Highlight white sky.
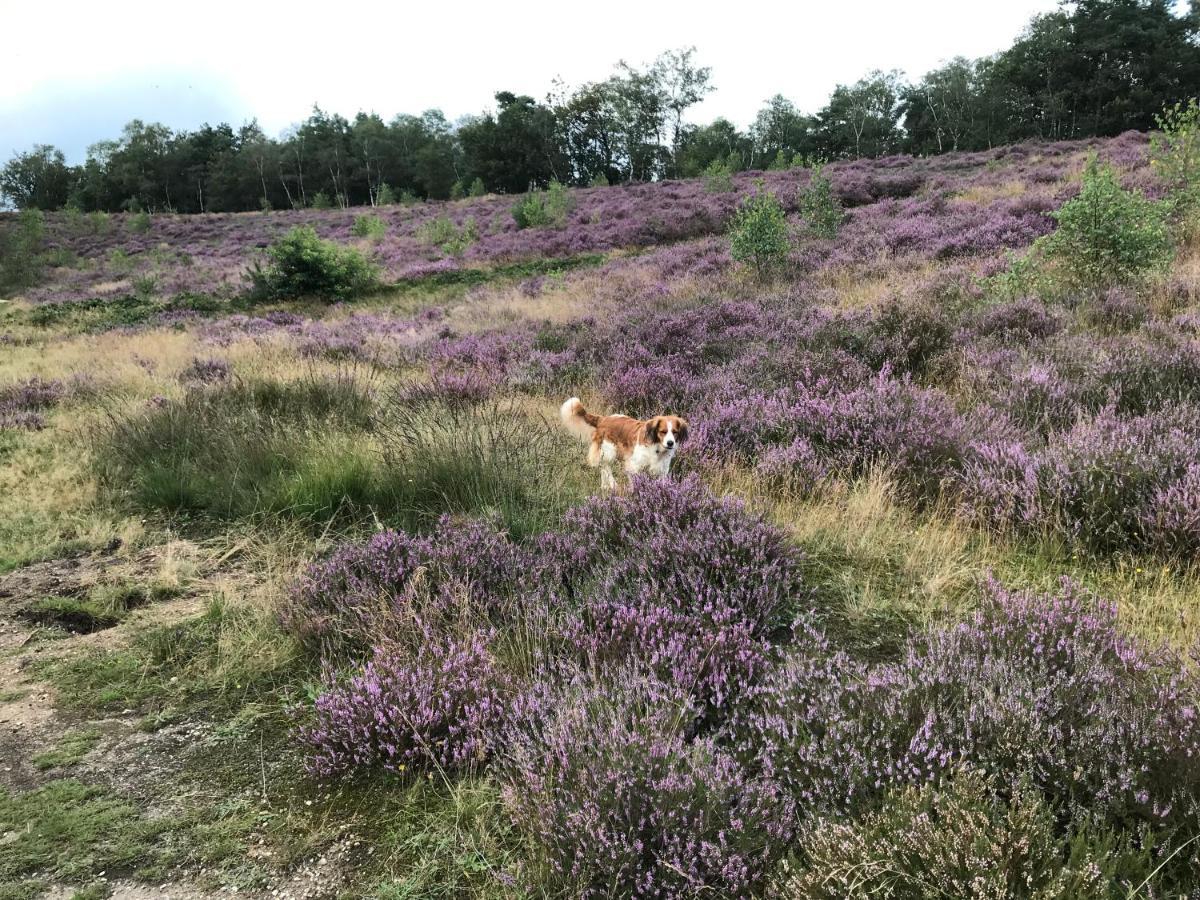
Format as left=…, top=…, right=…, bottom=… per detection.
left=1, top=0, right=1062, bottom=163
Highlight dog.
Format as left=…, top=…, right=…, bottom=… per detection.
left=560, top=397, right=688, bottom=490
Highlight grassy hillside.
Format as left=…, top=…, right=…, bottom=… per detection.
left=1, top=128, right=1199, bottom=898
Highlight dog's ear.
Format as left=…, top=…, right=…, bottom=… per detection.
left=674, top=418, right=688, bottom=442
left=644, top=417, right=661, bottom=444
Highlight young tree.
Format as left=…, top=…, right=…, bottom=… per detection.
left=730, top=184, right=790, bottom=280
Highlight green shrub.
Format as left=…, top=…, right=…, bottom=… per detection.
left=788, top=772, right=1160, bottom=899
left=351, top=213, right=387, bottom=240
left=416, top=216, right=477, bottom=257
left=128, top=211, right=151, bottom=233
left=1151, top=98, right=1200, bottom=238
left=247, top=226, right=378, bottom=301
left=729, top=183, right=790, bottom=280
left=450, top=180, right=466, bottom=200
left=588, top=172, right=610, bottom=188
left=703, top=159, right=734, bottom=194
left=309, top=191, right=332, bottom=209
left=468, top=177, right=487, bottom=197
left=798, top=165, right=844, bottom=238
left=1039, top=156, right=1172, bottom=290
left=376, top=183, right=397, bottom=205
left=512, top=180, right=574, bottom=229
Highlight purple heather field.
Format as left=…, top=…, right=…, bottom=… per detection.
left=8, top=127, right=1200, bottom=896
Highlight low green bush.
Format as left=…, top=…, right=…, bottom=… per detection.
left=1039, top=156, right=1172, bottom=290
left=798, top=165, right=844, bottom=238
left=351, top=213, right=387, bottom=240
left=247, top=226, right=378, bottom=302
left=512, top=180, right=574, bottom=229
left=729, top=183, right=790, bottom=281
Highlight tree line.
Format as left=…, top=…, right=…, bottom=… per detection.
left=4, top=0, right=1198, bottom=214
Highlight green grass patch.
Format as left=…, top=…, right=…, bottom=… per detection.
left=395, top=252, right=606, bottom=291
left=69, top=883, right=113, bottom=900
left=0, top=881, right=46, bottom=900
left=0, top=780, right=172, bottom=883
left=32, top=728, right=104, bottom=770
left=39, top=594, right=303, bottom=717
left=23, top=292, right=249, bottom=333
left=375, top=394, right=591, bottom=540
left=96, top=372, right=589, bottom=540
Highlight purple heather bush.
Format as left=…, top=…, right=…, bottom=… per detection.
left=1044, top=403, right=1200, bottom=555
left=0, top=376, right=66, bottom=430
left=284, top=515, right=532, bottom=655
left=539, top=475, right=807, bottom=711
left=178, top=356, right=232, bottom=385
left=690, top=372, right=968, bottom=500
left=300, top=626, right=508, bottom=777
left=501, top=669, right=795, bottom=899
left=733, top=578, right=1200, bottom=825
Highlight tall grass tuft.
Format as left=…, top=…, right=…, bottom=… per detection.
left=94, top=371, right=379, bottom=524
left=375, top=389, right=587, bottom=539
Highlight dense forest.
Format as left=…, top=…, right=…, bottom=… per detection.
left=4, top=0, right=1199, bottom=214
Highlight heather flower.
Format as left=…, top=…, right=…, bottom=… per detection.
left=0, top=376, right=65, bottom=430
left=178, top=357, right=232, bottom=385
left=300, top=627, right=508, bottom=777
left=284, top=516, right=532, bottom=654
left=540, top=475, right=808, bottom=712
left=736, top=578, right=1200, bottom=825
left=501, top=669, right=795, bottom=899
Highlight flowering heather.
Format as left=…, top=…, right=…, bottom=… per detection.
left=690, top=372, right=968, bottom=500
left=1044, top=403, right=1200, bottom=555
left=177, top=356, right=232, bottom=385
left=284, top=516, right=532, bottom=655
left=0, top=376, right=65, bottom=430
left=736, top=578, right=1200, bottom=824
left=300, top=627, right=507, bottom=777
left=541, top=475, right=807, bottom=711
left=501, top=670, right=795, bottom=898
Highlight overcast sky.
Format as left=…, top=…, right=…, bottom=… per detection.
left=2, top=0, right=1062, bottom=164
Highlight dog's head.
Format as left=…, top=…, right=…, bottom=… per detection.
left=644, top=415, right=689, bottom=451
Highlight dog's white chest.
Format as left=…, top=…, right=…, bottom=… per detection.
left=627, top=442, right=675, bottom=477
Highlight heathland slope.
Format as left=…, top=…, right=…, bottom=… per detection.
left=1, top=127, right=1199, bottom=898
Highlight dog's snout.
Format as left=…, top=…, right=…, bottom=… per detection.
left=665, top=438, right=675, bottom=448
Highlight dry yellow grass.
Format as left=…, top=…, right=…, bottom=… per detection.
left=714, top=469, right=1200, bottom=650
left=952, top=180, right=1027, bottom=204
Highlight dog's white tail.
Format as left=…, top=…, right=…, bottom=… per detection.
left=560, top=397, right=598, bottom=442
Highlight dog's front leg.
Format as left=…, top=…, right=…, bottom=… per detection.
left=600, top=466, right=617, bottom=492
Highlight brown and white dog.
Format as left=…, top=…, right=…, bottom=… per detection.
left=560, top=397, right=688, bottom=490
